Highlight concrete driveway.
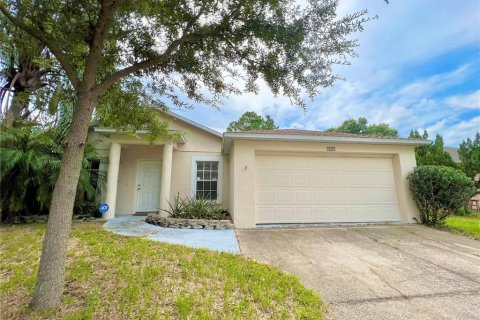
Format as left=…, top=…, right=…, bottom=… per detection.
left=237, top=225, right=480, bottom=320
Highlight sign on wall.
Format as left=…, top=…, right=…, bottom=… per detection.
left=98, top=203, right=109, bottom=214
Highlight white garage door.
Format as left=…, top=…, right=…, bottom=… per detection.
left=255, top=154, right=400, bottom=224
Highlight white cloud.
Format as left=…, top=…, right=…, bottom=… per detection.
left=445, top=90, right=480, bottom=109
left=173, top=0, right=479, bottom=147
left=431, top=117, right=480, bottom=145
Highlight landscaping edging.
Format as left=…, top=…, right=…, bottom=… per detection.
left=145, top=214, right=234, bottom=230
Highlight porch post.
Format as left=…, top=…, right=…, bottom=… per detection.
left=159, top=142, right=173, bottom=217
left=104, top=141, right=121, bottom=220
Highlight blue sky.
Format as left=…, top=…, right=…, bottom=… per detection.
left=171, top=0, right=480, bottom=146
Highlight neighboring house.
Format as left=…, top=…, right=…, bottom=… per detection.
left=444, top=147, right=461, bottom=163
left=88, top=112, right=430, bottom=228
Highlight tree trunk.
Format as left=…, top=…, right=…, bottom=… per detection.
left=30, top=93, right=95, bottom=310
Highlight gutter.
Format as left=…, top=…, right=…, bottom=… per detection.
left=222, top=132, right=431, bottom=153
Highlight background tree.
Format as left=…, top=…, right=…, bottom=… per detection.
left=0, top=14, right=64, bottom=127
left=409, top=130, right=456, bottom=167
left=458, top=132, right=480, bottom=189
left=327, top=117, right=398, bottom=136
left=227, top=111, right=277, bottom=132
left=1, top=0, right=372, bottom=310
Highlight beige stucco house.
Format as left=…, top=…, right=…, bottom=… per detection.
left=88, top=111, right=430, bottom=228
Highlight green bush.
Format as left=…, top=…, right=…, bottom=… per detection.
left=408, top=166, right=476, bottom=225
left=0, top=125, right=105, bottom=222
left=163, top=194, right=227, bottom=220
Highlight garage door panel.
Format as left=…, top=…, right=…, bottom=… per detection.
left=274, top=172, right=292, bottom=185
left=275, top=207, right=294, bottom=221
left=328, top=174, right=345, bottom=186
left=329, top=190, right=347, bottom=202
left=277, top=189, right=293, bottom=203
left=295, top=207, right=313, bottom=220
left=257, top=207, right=275, bottom=223
left=295, top=189, right=311, bottom=202
left=344, top=172, right=363, bottom=185
left=256, top=172, right=275, bottom=186
left=294, top=172, right=310, bottom=186
left=311, top=173, right=329, bottom=186
left=363, top=189, right=397, bottom=203
left=256, top=155, right=274, bottom=169
left=347, top=190, right=363, bottom=202
left=312, top=189, right=329, bottom=201
left=255, top=154, right=400, bottom=224
left=312, top=207, right=332, bottom=221
left=331, top=207, right=349, bottom=221
left=363, top=172, right=395, bottom=187
left=257, top=189, right=275, bottom=203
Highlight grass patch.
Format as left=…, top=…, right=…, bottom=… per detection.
left=443, top=211, right=480, bottom=239
left=0, top=222, right=324, bottom=319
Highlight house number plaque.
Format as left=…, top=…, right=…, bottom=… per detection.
left=326, top=146, right=336, bottom=152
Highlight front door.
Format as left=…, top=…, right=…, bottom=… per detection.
left=136, top=160, right=161, bottom=212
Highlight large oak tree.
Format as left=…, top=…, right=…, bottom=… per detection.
left=1, top=0, right=371, bottom=310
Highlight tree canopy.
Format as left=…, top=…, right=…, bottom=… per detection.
left=227, top=111, right=277, bottom=132
left=408, top=130, right=456, bottom=168
left=458, top=132, right=480, bottom=187
left=1, top=0, right=373, bottom=310
left=327, top=117, right=398, bottom=136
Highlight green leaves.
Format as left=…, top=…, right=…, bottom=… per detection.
left=328, top=117, right=398, bottom=137
left=226, top=111, right=278, bottom=132
left=94, top=78, right=180, bottom=143
left=4, top=0, right=372, bottom=112
left=408, top=165, right=476, bottom=225
left=410, top=131, right=457, bottom=168
left=458, top=132, right=480, bottom=185
left=0, top=125, right=104, bottom=221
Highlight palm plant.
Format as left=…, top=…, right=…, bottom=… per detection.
left=0, top=122, right=105, bottom=222
left=1, top=16, right=54, bottom=127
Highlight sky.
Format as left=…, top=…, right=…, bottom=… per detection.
left=170, top=0, right=480, bottom=147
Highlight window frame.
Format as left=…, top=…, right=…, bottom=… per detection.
left=191, top=156, right=223, bottom=203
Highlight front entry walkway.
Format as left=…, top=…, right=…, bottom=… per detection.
left=103, top=216, right=240, bottom=253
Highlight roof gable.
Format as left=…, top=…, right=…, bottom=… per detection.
left=162, top=111, right=222, bottom=138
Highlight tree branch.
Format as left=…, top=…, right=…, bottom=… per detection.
left=91, top=40, right=179, bottom=97
left=90, top=1, right=210, bottom=98
left=0, top=6, right=82, bottom=91
left=82, top=0, right=119, bottom=89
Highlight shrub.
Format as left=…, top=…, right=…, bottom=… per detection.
left=408, top=166, right=476, bottom=225
left=163, top=193, right=187, bottom=216
left=163, top=194, right=227, bottom=220
left=0, top=125, right=105, bottom=222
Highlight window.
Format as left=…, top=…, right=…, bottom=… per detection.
left=192, top=157, right=223, bottom=202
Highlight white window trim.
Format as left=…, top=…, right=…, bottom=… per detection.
left=191, top=156, right=223, bottom=203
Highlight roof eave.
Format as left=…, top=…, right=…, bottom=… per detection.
left=91, top=127, right=187, bottom=143
left=166, top=111, right=223, bottom=138
left=222, top=132, right=431, bottom=153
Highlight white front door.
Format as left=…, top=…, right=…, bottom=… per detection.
left=136, top=160, right=161, bottom=212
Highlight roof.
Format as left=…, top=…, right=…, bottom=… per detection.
left=444, top=147, right=460, bottom=163
left=223, top=129, right=431, bottom=153
left=234, top=129, right=422, bottom=140
left=90, top=110, right=223, bottom=140
left=166, top=111, right=222, bottom=138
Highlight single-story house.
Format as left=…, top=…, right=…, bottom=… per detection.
left=88, top=112, right=430, bottom=228
left=444, top=147, right=461, bottom=163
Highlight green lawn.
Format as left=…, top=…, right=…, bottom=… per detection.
left=443, top=211, right=480, bottom=239
left=0, top=223, right=324, bottom=320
